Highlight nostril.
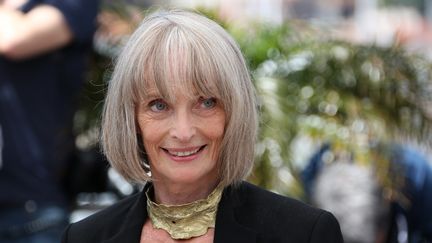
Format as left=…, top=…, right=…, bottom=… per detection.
left=170, top=127, right=196, bottom=141
left=169, top=112, right=197, bottom=141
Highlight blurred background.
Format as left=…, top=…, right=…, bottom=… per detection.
left=67, top=0, right=432, bottom=242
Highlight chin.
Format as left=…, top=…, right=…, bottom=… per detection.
left=169, top=174, right=207, bottom=184
left=165, top=169, right=217, bottom=185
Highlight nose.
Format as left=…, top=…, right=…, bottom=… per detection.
left=169, top=109, right=196, bottom=142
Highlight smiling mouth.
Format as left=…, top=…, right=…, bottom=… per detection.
left=162, top=145, right=206, bottom=157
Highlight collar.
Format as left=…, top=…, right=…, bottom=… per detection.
left=146, top=184, right=223, bottom=239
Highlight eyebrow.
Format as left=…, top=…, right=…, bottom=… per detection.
left=141, top=86, right=161, bottom=97
left=142, top=93, right=162, bottom=100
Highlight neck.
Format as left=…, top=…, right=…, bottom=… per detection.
left=152, top=180, right=219, bottom=205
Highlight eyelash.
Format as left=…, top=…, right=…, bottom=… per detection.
left=149, top=99, right=168, bottom=112
left=199, top=97, right=217, bottom=109
left=147, top=97, right=218, bottom=112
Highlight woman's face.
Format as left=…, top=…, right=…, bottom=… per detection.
left=136, top=86, right=225, bottom=188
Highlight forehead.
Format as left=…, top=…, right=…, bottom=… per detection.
left=135, top=70, right=220, bottom=103
left=140, top=81, right=197, bottom=99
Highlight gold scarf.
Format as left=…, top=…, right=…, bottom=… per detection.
left=146, top=185, right=223, bottom=240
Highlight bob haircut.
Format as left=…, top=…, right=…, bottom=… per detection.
left=101, top=9, right=258, bottom=187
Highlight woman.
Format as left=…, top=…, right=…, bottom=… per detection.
left=62, top=9, right=343, bottom=243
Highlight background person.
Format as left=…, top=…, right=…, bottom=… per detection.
left=61, top=9, right=343, bottom=243
left=0, top=0, right=99, bottom=242
left=304, top=143, right=432, bottom=242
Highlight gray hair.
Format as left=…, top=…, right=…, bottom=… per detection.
left=101, top=9, right=258, bottom=187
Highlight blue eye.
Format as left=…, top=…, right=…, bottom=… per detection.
left=201, top=98, right=217, bottom=108
left=149, top=100, right=168, bottom=112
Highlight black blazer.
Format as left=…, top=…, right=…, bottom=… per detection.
left=62, top=181, right=343, bottom=243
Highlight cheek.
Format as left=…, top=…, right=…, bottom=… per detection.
left=140, top=126, right=164, bottom=164
left=209, top=122, right=225, bottom=141
left=204, top=111, right=226, bottom=141
left=137, top=116, right=166, bottom=148
left=205, top=117, right=225, bottom=162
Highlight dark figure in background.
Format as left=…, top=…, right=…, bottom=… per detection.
left=302, top=143, right=432, bottom=243
left=0, top=0, right=99, bottom=242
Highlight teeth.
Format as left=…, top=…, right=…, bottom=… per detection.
left=169, top=148, right=200, bottom=157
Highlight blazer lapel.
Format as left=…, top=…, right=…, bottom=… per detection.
left=103, top=186, right=149, bottom=243
left=214, top=185, right=257, bottom=243
left=103, top=221, right=143, bottom=243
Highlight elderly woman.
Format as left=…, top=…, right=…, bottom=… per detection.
left=62, top=9, right=343, bottom=243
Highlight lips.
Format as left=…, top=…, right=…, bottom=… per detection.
left=162, top=145, right=206, bottom=158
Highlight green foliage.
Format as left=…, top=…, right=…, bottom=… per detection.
left=245, top=28, right=432, bottom=196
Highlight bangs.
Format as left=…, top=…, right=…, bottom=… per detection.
left=131, top=23, right=225, bottom=104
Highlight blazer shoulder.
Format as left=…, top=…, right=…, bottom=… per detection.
left=236, top=181, right=323, bottom=219
left=231, top=182, right=343, bottom=242
left=62, top=192, right=142, bottom=243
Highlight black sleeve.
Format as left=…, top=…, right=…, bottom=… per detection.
left=309, top=211, right=344, bottom=243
